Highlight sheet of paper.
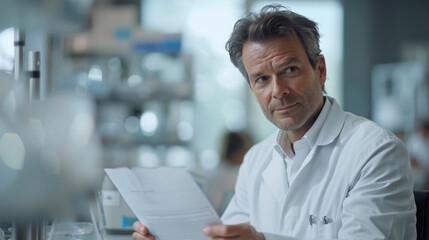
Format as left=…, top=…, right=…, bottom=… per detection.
left=105, top=167, right=221, bottom=240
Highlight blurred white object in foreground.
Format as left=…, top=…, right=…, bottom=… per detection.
left=0, top=81, right=102, bottom=220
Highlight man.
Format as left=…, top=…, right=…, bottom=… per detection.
left=407, top=120, right=429, bottom=189
left=133, top=4, right=416, bottom=240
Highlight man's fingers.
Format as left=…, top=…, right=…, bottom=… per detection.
left=132, top=231, right=155, bottom=240
left=133, top=221, right=143, bottom=233
left=203, top=224, right=245, bottom=237
left=132, top=221, right=151, bottom=236
left=132, top=232, right=146, bottom=240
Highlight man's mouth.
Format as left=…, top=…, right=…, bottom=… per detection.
left=274, top=103, right=298, bottom=113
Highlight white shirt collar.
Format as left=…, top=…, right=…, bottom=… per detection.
left=274, top=96, right=332, bottom=157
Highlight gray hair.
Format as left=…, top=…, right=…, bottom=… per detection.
left=225, top=4, right=322, bottom=83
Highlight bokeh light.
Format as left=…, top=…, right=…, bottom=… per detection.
left=0, top=133, right=25, bottom=170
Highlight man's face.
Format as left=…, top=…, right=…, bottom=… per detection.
left=242, top=34, right=326, bottom=140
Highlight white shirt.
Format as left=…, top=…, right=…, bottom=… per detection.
left=221, top=96, right=416, bottom=240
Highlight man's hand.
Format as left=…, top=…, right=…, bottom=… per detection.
left=203, top=223, right=265, bottom=240
left=132, top=221, right=155, bottom=240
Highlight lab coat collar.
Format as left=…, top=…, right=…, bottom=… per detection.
left=313, top=96, right=346, bottom=146
left=304, top=96, right=332, bottom=148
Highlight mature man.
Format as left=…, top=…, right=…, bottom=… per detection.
left=133, top=4, right=416, bottom=240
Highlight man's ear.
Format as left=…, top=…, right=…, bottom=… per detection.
left=316, top=55, right=326, bottom=86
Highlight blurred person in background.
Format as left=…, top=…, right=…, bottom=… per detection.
left=133, top=4, right=416, bottom=240
left=406, top=120, right=429, bottom=190
left=206, top=131, right=254, bottom=215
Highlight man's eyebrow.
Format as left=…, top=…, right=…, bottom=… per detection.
left=249, top=57, right=300, bottom=80
left=279, top=57, right=300, bottom=68
left=249, top=71, right=263, bottom=80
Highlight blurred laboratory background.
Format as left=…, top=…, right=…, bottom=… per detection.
left=1, top=0, right=429, bottom=239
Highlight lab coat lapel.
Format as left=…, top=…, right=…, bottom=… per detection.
left=262, top=148, right=288, bottom=204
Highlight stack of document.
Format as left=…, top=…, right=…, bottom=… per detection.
left=105, top=167, right=221, bottom=240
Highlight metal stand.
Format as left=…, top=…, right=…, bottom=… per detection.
left=12, top=222, right=30, bottom=240
left=32, top=221, right=47, bottom=240
left=12, top=220, right=46, bottom=240
left=28, top=51, right=41, bottom=102
left=14, top=29, right=25, bottom=81
left=11, top=29, right=46, bottom=240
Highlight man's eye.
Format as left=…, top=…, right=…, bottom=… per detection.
left=285, top=67, right=298, bottom=74
left=256, top=76, right=268, bottom=83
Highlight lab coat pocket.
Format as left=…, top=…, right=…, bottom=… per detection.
left=314, top=219, right=342, bottom=239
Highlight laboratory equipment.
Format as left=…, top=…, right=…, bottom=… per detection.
left=101, top=177, right=137, bottom=233
left=0, top=2, right=99, bottom=240
left=49, top=222, right=96, bottom=240
left=371, top=61, right=426, bottom=133
left=0, top=0, right=94, bottom=33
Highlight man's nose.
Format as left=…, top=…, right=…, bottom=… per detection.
left=272, top=76, right=290, bottom=99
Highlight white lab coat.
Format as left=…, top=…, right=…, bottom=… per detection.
left=221, top=97, right=416, bottom=240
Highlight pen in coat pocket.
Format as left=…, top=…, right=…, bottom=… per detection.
left=323, top=216, right=328, bottom=224
left=308, top=215, right=329, bottom=225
